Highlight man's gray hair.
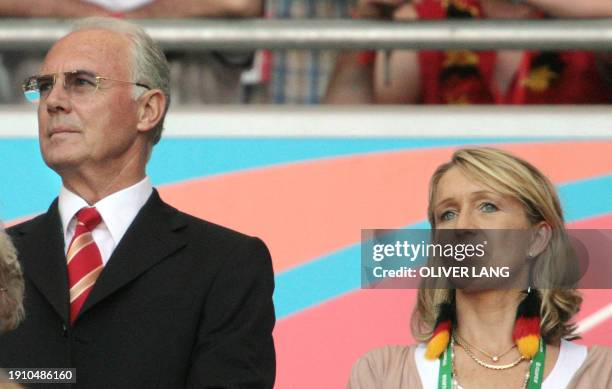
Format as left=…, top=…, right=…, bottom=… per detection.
left=72, top=17, right=171, bottom=145
left=0, top=227, right=24, bottom=332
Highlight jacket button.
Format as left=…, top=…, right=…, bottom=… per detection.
left=62, top=324, right=68, bottom=338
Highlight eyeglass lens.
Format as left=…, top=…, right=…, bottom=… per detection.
left=23, top=71, right=99, bottom=103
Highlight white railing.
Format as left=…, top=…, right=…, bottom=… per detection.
left=0, top=19, right=611, bottom=50
left=1, top=105, right=611, bottom=137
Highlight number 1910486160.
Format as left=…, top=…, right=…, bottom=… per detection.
left=4, top=368, right=76, bottom=383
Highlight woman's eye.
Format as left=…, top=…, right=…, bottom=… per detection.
left=440, top=210, right=456, bottom=221
left=480, top=202, right=498, bottom=213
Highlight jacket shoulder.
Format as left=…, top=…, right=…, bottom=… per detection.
left=167, top=203, right=260, bottom=244
left=159, top=202, right=269, bottom=261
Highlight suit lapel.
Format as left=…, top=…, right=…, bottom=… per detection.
left=79, top=190, right=188, bottom=317
left=13, top=200, right=70, bottom=322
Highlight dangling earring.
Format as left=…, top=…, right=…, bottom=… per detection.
left=425, top=296, right=455, bottom=360
left=512, top=285, right=541, bottom=359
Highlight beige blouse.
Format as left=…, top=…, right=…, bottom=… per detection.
left=347, top=341, right=612, bottom=389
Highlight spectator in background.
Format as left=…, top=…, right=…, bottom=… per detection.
left=0, top=225, right=24, bottom=335
left=326, top=0, right=612, bottom=104
left=0, top=0, right=262, bottom=104
left=265, top=0, right=352, bottom=104
left=0, top=226, right=24, bottom=389
left=123, top=0, right=262, bottom=104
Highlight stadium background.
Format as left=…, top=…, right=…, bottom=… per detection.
left=1, top=112, right=611, bottom=388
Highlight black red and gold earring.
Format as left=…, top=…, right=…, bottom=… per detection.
left=513, top=251, right=542, bottom=359
left=425, top=299, right=455, bottom=360
left=512, top=286, right=542, bottom=359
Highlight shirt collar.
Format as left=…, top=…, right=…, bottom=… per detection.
left=58, top=177, right=153, bottom=245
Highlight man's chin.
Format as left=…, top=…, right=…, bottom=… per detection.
left=42, top=155, right=84, bottom=173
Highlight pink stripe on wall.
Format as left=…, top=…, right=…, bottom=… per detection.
left=159, top=141, right=612, bottom=273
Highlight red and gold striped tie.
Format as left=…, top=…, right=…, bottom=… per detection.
left=67, top=207, right=104, bottom=324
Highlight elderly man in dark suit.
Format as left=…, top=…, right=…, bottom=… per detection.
left=0, top=17, right=275, bottom=389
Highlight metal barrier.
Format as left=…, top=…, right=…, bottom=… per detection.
left=0, top=18, right=611, bottom=50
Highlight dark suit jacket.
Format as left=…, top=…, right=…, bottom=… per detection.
left=0, top=190, right=276, bottom=389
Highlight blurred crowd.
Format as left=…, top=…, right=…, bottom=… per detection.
left=0, top=0, right=610, bottom=105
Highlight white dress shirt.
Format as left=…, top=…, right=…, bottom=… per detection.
left=58, top=177, right=153, bottom=265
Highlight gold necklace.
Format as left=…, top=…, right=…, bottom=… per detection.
left=455, top=332, right=517, bottom=362
left=454, top=335, right=524, bottom=370
left=451, top=336, right=533, bottom=389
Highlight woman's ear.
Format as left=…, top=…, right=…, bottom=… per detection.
left=136, top=89, right=166, bottom=134
left=528, top=221, right=552, bottom=258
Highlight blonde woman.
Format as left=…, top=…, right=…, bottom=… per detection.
left=348, top=148, right=612, bottom=388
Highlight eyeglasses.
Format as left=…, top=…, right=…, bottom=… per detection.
left=22, top=70, right=151, bottom=103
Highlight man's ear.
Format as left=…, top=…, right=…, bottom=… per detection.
left=528, top=221, right=552, bottom=258
left=136, top=89, right=166, bottom=134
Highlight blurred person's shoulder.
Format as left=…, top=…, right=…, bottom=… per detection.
left=0, top=368, right=24, bottom=388
left=347, top=344, right=426, bottom=389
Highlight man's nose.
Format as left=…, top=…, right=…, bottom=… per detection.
left=44, top=75, right=72, bottom=113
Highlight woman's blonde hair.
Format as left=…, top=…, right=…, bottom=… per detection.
left=412, top=147, right=582, bottom=344
left=0, top=226, right=25, bottom=332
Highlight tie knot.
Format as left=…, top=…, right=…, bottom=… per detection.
left=76, top=207, right=102, bottom=231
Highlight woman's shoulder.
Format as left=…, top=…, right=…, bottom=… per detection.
left=585, top=344, right=612, bottom=361
left=354, top=344, right=415, bottom=366
left=347, top=345, right=423, bottom=389
left=566, top=343, right=612, bottom=388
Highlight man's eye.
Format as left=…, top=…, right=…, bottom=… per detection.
left=73, top=76, right=96, bottom=87
left=36, top=76, right=55, bottom=93
left=39, top=81, right=53, bottom=92
left=480, top=202, right=498, bottom=212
